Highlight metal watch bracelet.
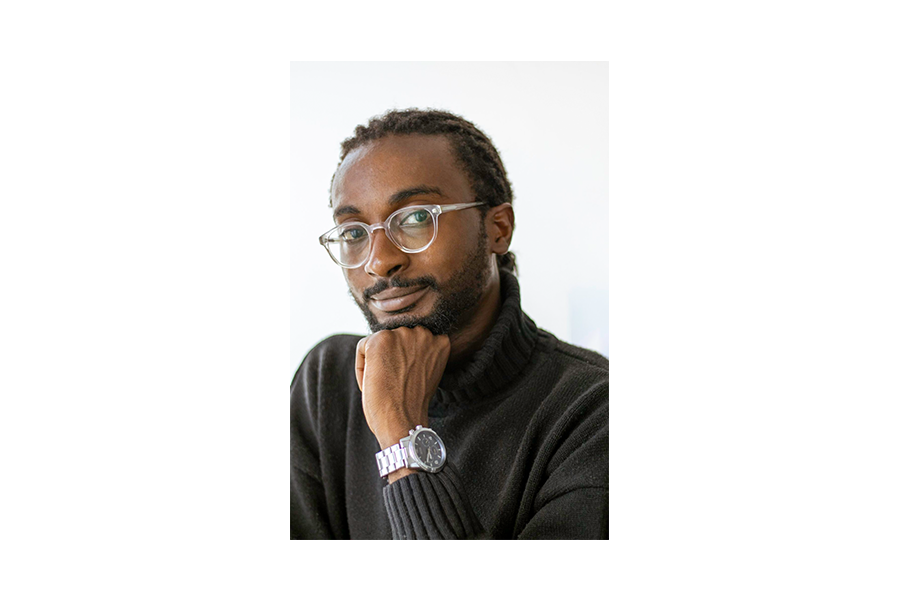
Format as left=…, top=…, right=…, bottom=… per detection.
left=375, top=439, right=409, bottom=478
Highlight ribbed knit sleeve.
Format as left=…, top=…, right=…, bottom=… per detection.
left=382, top=463, right=486, bottom=540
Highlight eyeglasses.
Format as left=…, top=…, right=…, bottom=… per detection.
left=319, top=202, right=485, bottom=269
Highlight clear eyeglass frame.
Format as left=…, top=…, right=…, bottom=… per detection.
left=318, top=201, right=485, bottom=269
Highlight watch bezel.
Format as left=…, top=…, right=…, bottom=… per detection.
left=407, top=427, right=446, bottom=473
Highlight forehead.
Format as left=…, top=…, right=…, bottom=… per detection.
left=332, top=134, right=472, bottom=214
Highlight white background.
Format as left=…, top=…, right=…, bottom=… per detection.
left=291, top=62, right=608, bottom=379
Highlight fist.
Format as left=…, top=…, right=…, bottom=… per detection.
left=355, top=326, right=451, bottom=449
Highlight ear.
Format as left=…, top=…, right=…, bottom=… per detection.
left=486, top=203, right=515, bottom=256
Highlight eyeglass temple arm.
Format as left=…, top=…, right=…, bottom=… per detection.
left=437, top=201, right=486, bottom=213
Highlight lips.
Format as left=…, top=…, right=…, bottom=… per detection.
left=369, top=286, right=429, bottom=313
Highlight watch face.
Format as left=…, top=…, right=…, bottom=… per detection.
left=410, top=429, right=445, bottom=472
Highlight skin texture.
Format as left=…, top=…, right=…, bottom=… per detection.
left=330, top=134, right=515, bottom=482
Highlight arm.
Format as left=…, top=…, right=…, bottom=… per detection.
left=382, top=463, right=486, bottom=539
left=354, top=326, right=449, bottom=459
left=517, top=488, right=608, bottom=539
left=356, top=326, right=486, bottom=539
left=517, top=382, right=609, bottom=539
left=290, top=438, right=333, bottom=539
left=289, top=351, right=335, bottom=539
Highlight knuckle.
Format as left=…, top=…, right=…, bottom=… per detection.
left=369, top=330, right=388, bottom=344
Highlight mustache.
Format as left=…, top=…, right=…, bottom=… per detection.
left=363, top=275, right=438, bottom=301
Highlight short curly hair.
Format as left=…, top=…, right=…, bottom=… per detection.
left=330, top=108, right=517, bottom=275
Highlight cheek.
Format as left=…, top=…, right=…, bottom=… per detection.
left=416, top=244, right=456, bottom=279
left=344, top=270, right=366, bottom=298
left=429, top=223, right=483, bottom=268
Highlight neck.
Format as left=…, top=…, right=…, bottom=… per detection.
left=432, top=268, right=540, bottom=408
left=445, top=272, right=502, bottom=369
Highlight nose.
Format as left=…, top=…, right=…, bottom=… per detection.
left=364, top=228, right=408, bottom=278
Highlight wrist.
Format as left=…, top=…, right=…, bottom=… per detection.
left=386, top=467, right=417, bottom=484
left=375, top=421, right=427, bottom=451
left=375, top=425, right=447, bottom=481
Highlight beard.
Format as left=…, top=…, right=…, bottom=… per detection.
left=351, top=228, right=492, bottom=336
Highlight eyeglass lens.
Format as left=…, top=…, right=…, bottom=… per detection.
left=324, top=206, right=436, bottom=267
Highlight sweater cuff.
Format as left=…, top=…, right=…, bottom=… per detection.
left=382, top=462, right=483, bottom=540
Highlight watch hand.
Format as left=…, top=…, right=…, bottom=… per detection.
left=426, top=448, right=432, bottom=462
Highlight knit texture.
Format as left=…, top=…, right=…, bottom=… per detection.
left=290, top=271, right=609, bottom=539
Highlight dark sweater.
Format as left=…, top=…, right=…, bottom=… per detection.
left=290, top=271, right=609, bottom=539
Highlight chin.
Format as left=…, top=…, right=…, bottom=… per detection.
left=369, top=303, right=455, bottom=336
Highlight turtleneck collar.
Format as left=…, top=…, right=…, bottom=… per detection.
left=432, top=270, right=540, bottom=408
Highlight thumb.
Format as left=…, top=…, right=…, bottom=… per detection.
left=355, top=337, right=367, bottom=392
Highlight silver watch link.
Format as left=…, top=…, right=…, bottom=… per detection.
left=375, top=425, right=447, bottom=479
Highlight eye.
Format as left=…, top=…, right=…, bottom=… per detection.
left=339, top=225, right=367, bottom=242
left=399, top=208, right=431, bottom=227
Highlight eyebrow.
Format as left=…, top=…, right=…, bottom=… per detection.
left=333, top=186, right=445, bottom=219
left=388, top=186, right=444, bottom=205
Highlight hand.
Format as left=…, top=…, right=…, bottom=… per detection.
left=355, top=326, right=451, bottom=451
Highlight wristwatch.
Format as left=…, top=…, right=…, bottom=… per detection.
left=375, top=425, right=447, bottom=479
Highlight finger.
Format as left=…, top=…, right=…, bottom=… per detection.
left=355, top=337, right=367, bottom=392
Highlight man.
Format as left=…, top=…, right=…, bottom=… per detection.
left=290, top=109, right=609, bottom=539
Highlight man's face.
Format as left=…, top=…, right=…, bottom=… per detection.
left=330, top=134, right=494, bottom=335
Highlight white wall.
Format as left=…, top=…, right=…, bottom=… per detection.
left=291, top=62, right=608, bottom=379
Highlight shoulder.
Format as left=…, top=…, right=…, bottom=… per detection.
left=519, top=332, right=608, bottom=490
left=534, top=329, right=609, bottom=393
left=525, top=330, right=609, bottom=440
left=515, top=330, right=608, bottom=438
left=549, top=335, right=609, bottom=373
